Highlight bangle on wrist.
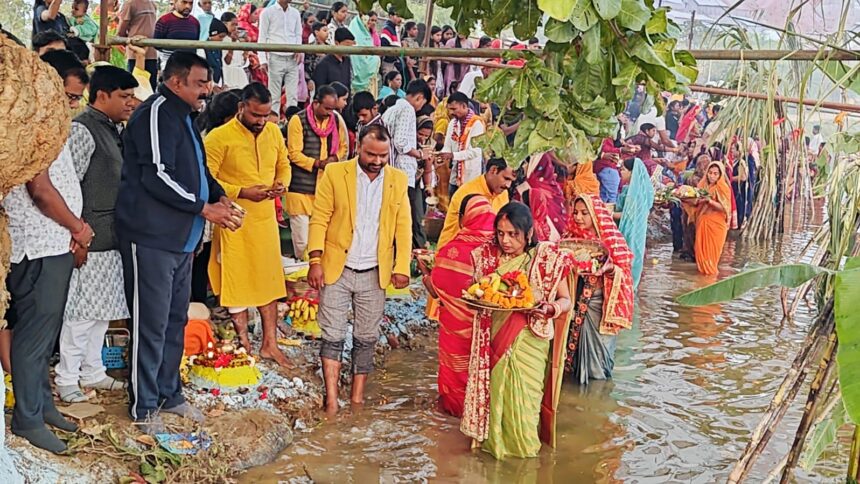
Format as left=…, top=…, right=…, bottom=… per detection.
left=308, top=257, right=321, bottom=265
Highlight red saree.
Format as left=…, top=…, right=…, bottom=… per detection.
left=526, top=153, right=567, bottom=241
left=564, top=194, right=635, bottom=335
left=430, top=197, right=495, bottom=417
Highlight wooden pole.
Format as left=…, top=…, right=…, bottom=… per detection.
left=688, top=10, right=695, bottom=50
left=690, top=84, right=860, bottom=113
left=108, top=37, right=860, bottom=61
left=419, top=0, right=435, bottom=74
left=95, top=0, right=110, bottom=62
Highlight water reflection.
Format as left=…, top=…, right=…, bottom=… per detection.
left=241, top=208, right=844, bottom=483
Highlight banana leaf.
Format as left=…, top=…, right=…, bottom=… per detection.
left=675, top=264, right=830, bottom=306
left=799, top=398, right=848, bottom=471
left=836, top=265, right=860, bottom=424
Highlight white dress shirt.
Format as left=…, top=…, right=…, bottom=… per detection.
left=221, top=37, right=249, bottom=89
left=458, top=68, right=484, bottom=99
left=345, top=168, right=384, bottom=271
left=258, top=3, right=302, bottom=63
left=441, top=116, right=486, bottom=186
left=381, top=98, right=418, bottom=188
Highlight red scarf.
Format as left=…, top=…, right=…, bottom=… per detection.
left=564, top=194, right=634, bottom=334
left=306, top=104, right=340, bottom=157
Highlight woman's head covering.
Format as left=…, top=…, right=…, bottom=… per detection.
left=698, top=160, right=732, bottom=223
left=565, top=193, right=634, bottom=333
left=458, top=196, right=496, bottom=240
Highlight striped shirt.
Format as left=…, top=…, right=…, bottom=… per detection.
left=153, top=12, right=200, bottom=67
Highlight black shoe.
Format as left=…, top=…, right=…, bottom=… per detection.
left=11, top=425, right=67, bottom=454
left=44, top=410, right=78, bottom=432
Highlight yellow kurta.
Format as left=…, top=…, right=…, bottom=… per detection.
left=205, top=118, right=290, bottom=307
left=285, top=112, right=349, bottom=216
left=437, top=175, right=509, bottom=250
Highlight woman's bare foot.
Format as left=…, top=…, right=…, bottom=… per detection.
left=259, top=345, right=293, bottom=369
left=324, top=396, right=339, bottom=416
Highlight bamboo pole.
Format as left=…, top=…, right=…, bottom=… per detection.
left=94, top=0, right=110, bottom=62
left=690, top=85, right=860, bottom=114
left=419, top=0, right=435, bottom=75
left=107, top=37, right=860, bottom=61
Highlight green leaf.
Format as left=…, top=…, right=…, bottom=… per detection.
left=816, top=60, right=860, bottom=95
left=675, top=264, right=830, bottom=306
left=612, top=61, right=641, bottom=87
left=845, top=256, right=860, bottom=271
left=569, top=0, right=600, bottom=31
left=582, top=24, right=603, bottom=65
left=513, top=75, right=530, bottom=109
left=799, top=398, right=848, bottom=471
left=544, top=18, right=578, bottom=43
left=474, top=68, right=516, bottom=104
left=529, top=83, right=561, bottom=113
left=616, top=0, right=651, bottom=31
left=645, top=8, right=668, bottom=34
left=594, top=0, right=622, bottom=20
left=836, top=267, right=860, bottom=424
left=538, top=0, right=576, bottom=21
left=512, top=0, right=543, bottom=39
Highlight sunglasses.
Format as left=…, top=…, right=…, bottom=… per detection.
left=66, top=92, right=83, bottom=102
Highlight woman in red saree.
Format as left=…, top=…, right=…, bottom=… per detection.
left=520, top=152, right=567, bottom=241
left=461, top=202, right=574, bottom=460
left=422, top=195, right=496, bottom=417
left=237, top=4, right=268, bottom=86
left=563, top=194, right=634, bottom=383
left=691, top=161, right=732, bottom=275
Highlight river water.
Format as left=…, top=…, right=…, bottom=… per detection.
left=242, top=209, right=848, bottom=483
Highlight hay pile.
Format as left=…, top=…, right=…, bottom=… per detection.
left=0, top=33, right=71, bottom=327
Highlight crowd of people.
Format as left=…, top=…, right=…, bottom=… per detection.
left=2, top=0, right=824, bottom=465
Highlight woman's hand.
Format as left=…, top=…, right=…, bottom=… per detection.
left=595, top=260, right=615, bottom=276
left=416, top=257, right=431, bottom=276
left=532, top=302, right=557, bottom=319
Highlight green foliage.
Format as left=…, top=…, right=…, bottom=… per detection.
left=356, top=0, right=414, bottom=19
left=450, top=0, right=696, bottom=167
left=799, top=398, right=849, bottom=471
left=675, top=264, right=831, bottom=306
left=836, top=261, right=860, bottom=424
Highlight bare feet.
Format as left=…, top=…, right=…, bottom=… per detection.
left=231, top=312, right=252, bottom=352
left=259, top=345, right=293, bottom=369
left=351, top=374, right=367, bottom=405
left=324, top=396, right=339, bottom=416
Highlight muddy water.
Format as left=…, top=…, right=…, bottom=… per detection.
left=242, top=213, right=848, bottom=483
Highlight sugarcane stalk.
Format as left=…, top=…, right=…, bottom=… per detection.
left=848, top=426, right=860, bottom=481
left=780, top=327, right=838, bottom=482
left=728, top=302, right=834, bottom=483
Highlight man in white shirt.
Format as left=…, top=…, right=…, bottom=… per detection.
left=438, top=92, right=486, bottom=192
left=258, top=0, right=302, bottom=116
left=382, top=79, right=432, bottom=248
left=458, top=64, right=494, bottom=99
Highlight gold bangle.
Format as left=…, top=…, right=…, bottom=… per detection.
left=308, top=257, right=321, bottom=265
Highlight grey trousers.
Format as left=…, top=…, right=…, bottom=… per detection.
left=318, top=267, right=385, bottom=374
left=268, top=54, right=300, bottom=116
left=409, top=186, right=426, bottom=249
left=7, top=253, right=74, bottom=430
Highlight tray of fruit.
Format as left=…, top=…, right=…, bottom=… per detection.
left=412, top=249, right=435, bottom=270
left=673, top=185, right=710, bottom=200
left=559, top=238, right=608, bottom=275
left=461, top=271, right=536, bottom=311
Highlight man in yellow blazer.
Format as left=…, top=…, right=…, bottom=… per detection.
left=307, top=124, right=412, bottom=414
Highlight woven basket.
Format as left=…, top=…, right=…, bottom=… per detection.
left=286, top=279, right=318, bottom=300
left=424, top=217, right=444, bottom=242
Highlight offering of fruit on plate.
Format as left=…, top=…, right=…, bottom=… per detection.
left=413, top=249, right=435, bottom=270
left=287, top=297, right=320, bottom=336
left=571, top=246, right=607, bottom=274
left=672, top=185, right=710, bottom=200
left=463, top=271, right=535, bottom=309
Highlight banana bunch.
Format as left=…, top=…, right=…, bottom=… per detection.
left=287, top=297, right=319, bottom=329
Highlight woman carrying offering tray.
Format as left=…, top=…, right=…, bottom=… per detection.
left=563, top=194, right=635, bottom=384
left=460, top=202, right=573, bottom=460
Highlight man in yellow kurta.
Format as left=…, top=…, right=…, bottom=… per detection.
left=437, top=158, right=516, bottom=250
left=205, top=84, right=291, bottom=368
left=286, top=85, right=348, bottom=259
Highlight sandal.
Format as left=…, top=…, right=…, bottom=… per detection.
left=83, top=376, right=126, bottom=391
left=58, top=385, right=89, bottom=403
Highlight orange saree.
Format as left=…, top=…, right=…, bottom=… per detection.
left=694, top=162, right=732, bottom=275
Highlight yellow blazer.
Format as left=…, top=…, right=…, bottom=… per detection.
left=308, top=158, right=412, bottom=287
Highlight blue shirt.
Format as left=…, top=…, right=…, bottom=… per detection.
left=597, top=168, right=621, bottom=204
left=183, top=115, right=208, bottom=253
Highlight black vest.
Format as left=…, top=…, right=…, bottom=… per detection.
left=288, top=110, right=335, bottom=195
left=73, top=107, right=123, bottom=251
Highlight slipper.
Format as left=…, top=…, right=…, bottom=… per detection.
left=57, top=385, right=89, bottom=403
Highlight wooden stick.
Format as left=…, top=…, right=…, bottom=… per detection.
left=106, top=37, right=860, bottom=61
left=689, top=85, right=860, bottom=113
left=419, top=0, right=435, bottom=74
left=95, top=0, right=110, bottom=62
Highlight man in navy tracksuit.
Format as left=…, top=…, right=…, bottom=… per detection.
left=116, top=52, right=241, bottom=433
